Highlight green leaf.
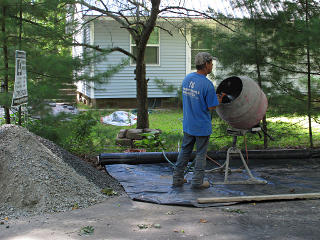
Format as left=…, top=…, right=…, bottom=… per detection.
left=79, top=226, right=94, bottom=235
left=101, top=188, right=118, bottom=196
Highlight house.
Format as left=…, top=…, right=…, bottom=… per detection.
left=73, top=15, right=219, bottom=108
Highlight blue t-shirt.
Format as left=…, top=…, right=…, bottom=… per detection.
left=182, top=72, right=219, bottom=136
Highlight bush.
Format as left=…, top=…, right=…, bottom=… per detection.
left=61, top=111, right=98, bottom=157
left=134, top=131, right=167, bottom=152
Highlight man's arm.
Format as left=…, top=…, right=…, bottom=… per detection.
left=208, top=93, right=225, bottom=110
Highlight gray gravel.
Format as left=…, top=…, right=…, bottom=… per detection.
left=0, top=124, right=125, bottom=219
left=34, top=132, right=124, bottom=192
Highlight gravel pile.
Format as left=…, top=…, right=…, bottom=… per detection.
left=0, top=124, right=125, bottom=219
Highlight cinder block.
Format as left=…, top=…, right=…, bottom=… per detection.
left=117, top=129, right=128, bottom=138
left=126, top=129, right=144, bottom=140
left=143, top=128, right=162, bottom=134
left=115, top=137, right=132, bottom=146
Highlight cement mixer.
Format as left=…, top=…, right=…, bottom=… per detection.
left=212, top=76, right=268, bottom=185
left=216, top=76, right=268, bottom=130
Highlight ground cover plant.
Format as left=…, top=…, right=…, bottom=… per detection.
left=13, top=108, right=318, bottom=156
left=2, top=107, right=319, bottom=158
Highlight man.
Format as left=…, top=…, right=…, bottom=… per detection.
left=173, top=52, right=221, bottom=189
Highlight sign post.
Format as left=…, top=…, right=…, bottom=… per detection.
left=12, top=50, right=28, bottom=107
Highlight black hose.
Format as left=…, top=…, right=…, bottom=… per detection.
left=98, top=149, right=319, bottom=166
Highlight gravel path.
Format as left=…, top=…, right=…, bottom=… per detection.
left=0, top=124, right=125, bottom=219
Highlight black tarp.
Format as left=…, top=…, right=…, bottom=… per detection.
left=105, top=158, right=320, bottom=207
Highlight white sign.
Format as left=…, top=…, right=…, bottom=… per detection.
left=12, top=50, right=28, bottom=106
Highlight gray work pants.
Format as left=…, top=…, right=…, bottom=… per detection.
left=173, top=132, right=210, bottom=186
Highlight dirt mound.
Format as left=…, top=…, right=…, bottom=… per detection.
left=0, top=124, right=108, bottom=218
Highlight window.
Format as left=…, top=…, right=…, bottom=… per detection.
left=191, top=25, right=214, bottom=69
left=130, top=28, right=160, bottom=65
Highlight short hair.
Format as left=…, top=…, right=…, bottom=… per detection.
left=195, top=62, right=211, bottom=70
left=194, top=52, right=213, bottom=70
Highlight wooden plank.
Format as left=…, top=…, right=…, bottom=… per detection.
left=197, top=192, right=320, bottom=204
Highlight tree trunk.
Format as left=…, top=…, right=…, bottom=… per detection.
left=133, top=0, right=160, bottom=129
left=307, top=45, right=313, bottom=148
left=256, top=63, right=268, bottom=148
left=253, top=18, right=267, bottom=148
left=305, top=0, right=313, bottom=148
left=18, top=0, right=23, bottom=126
left=1, top=6, right=10, bottom=124
left=136, top=56, right=149, bottom=129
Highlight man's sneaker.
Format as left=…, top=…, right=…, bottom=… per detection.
left=191, top=180, right=210, bottom=189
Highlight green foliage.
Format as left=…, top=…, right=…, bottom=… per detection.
left=153, top=78, right=182, bottom=108
left=101, top=188, right=118, bottom=196
left=210, top=115, right=232, bottom=150
left=174, top=87, right=183, bottom=109
left=207, top=0, right=320, bottom=147
left=3, top=109, right=317, bottom=158
left=0, top=109, right=29, bottom=127
left=79, top=226, right=94, bottom=236
left=134, top=131, right=167, bottom=152
left=153, top=78, right=177, bottom=94
left=0, top=92, right=12, bottom=108
left=267, top=76, right=320, bottom=116
left=62, top=111, right=98, bottom=156
left=191, top=24, right=215, bottom=69
left=27, top=115, right=68, bottom=144
left=148, top=110, right=183, bottom=151
left=20, top=110, right=114, bottom=157
left=268, top=95, right=306, bottom=116
left=222, top=208, right=246, bottom=214
left=0, top=0, right=123, bottom=123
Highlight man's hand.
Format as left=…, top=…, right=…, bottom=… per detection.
left=208, top=92, right=226, bottom=110
left=217, top=92, right=226, bottom=103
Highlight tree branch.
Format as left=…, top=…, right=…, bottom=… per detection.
left=72, top=42, right=136, bottom=60
left=265, top=61, right=320, bottom=75
left=159, top=6, right=236, bottom=33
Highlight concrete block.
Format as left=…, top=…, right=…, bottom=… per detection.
left=126, top=129, right=144, bottom=140
left=143, top=128, right=162, bottom=134
left=115, top=137, right=132, bottom=146
left=118, top=129, right=128, bottom=138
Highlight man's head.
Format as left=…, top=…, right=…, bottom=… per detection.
left=195, top=52, right=213, bottom=74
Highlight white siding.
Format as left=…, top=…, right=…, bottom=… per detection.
left=78, top=19, right=187, bottom=99
left=72, top=8, right=94, bottom=98
left=81, top=23, right=94, bottom=98
left=71, top=4, right=85, bottom=59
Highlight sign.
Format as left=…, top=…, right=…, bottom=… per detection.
left=12, top=50, right=28, bottom=106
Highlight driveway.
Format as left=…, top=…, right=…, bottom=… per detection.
left=1, top=195, right=319, bottom=240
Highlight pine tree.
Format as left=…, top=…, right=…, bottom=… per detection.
left=0, top=0, right=20, bottom=124
left=264, top=0, right=320, bottom=148
left=206, top=1, right=276, bottom=148
left=0, top=0, right=118, bottom=124
left=207, top=0, right=320, bottom=148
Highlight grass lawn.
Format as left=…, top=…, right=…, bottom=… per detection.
left=18, top=107, right=320, bottom=156
left=90, top=109, right=185, bottom=153
left=92, top=109, right=320, bottom=153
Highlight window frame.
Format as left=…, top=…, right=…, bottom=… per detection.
left=190, top=25, right=215, bottom=70
left=130, top=28, right=160, bottom=66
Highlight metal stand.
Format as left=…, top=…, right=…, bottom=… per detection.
left=211, top=128, right=267, bottom=185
